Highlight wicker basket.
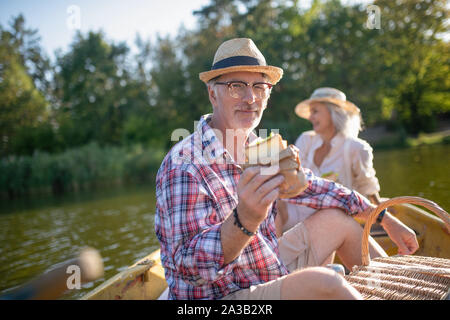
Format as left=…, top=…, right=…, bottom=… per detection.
left=345, top=196, right=450, bottom=300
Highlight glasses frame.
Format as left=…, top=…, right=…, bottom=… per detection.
left=214, top=80, right=273, bottom=100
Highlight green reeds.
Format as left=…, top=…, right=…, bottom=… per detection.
left=0, top=142, right=165, bottom=199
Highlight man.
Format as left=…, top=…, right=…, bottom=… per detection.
left=155, top=38, right=418, bottom=300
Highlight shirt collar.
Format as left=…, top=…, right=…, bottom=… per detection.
left=330, top=132, right=345, bottom=147
left=313, top=131, right=346, bottom=148
left=196, top=114, right=258, bottom=164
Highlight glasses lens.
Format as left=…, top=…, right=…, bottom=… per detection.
left=228, top=82, right=246, bottom=99
left=228, top=82, right=271, bottom=100
left=253, top=83, right=271, bottom=99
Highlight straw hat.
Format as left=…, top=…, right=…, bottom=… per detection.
left=295, top=87, right=360, bottom=119
left=199, top=38, right=283, bottom=84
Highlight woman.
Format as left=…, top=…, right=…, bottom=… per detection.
left=279, top=87, right=383, bottom=233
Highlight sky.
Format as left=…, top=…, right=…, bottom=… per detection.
left=0, top=0, right=211, bottom=59
left=0, top=0, right=373, bottom=60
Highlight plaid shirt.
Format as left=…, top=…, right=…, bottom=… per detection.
left=155, top=114, right=370, bottom=300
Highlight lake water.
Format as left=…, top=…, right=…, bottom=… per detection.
left=0, top=143, right=449, bottom=299
left=0, top=185, right=160, bottom=299
left=373, top=144, right=450, bottom=208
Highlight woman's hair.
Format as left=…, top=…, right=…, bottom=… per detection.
left=324, top=102, right=363, bottom=138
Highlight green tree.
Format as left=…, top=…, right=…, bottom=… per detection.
left=6, top=14, right=52, bottom=97
left=53, top=31, right=132, bottom=148
left=0, top=15, right=51, bottom=156
left=372, top=0, right=450, bottom=134
left=120, top=34, right=159, bottom=148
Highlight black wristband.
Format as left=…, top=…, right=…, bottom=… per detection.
left=233, top=208, right=257, bottom=237
left=376, top=208, right=387, bottom=224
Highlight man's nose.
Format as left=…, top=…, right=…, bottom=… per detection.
left=242, top=86, right=257, bottom=103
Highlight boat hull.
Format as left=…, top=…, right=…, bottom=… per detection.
left=81, top=250, right=166, bottom=300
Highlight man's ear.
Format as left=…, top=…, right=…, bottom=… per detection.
left=207, top=84, right=218, bottom=108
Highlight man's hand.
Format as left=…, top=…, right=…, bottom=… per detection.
left=236, top=165, right=285, bottom=232
left=220, top=165, right=284, bottom=265
left=380, top=213, right=419, bottom=255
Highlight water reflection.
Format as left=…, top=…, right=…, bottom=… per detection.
left=0, top=184, right=159, bottom=299
left=374, top=144, right=450, bottom=210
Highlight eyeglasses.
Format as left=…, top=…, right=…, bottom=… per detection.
left=214, top=81, right=273, bottom=100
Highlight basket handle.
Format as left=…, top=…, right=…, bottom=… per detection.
left=361, top=196, right=450, bottom=266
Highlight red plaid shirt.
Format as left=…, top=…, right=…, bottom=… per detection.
left=155, top=114, right=370, bottom=300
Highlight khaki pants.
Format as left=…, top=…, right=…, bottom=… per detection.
left=223, top=221, right=319, bottom=300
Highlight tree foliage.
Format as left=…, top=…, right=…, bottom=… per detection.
left=0, top=15, right=50, bottom=156
left=0, top=0, right=449, bottom=158
left=372, top=0, right=450, bottom=133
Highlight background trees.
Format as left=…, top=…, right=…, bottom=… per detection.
left=1, top=0, right=449, bottom=158
left=52, top=31, right=131, bottom=148
left=371, top=0, right=450, bottom=134
left=0, top=15, right=51, bottom=156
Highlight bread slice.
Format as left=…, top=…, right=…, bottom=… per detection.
left=279, top=169, right=308, bottom=198
left=279, top=157, right=300, bottom=171
left=245, top=133, right=288, bottom=165
left=243, top=133, right=308, bottom=198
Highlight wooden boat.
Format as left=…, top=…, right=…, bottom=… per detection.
left=81, top=203, right=450, bottom=300
left=81, top=249, right=167, bottom=300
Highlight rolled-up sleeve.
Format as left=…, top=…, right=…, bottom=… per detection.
left=295, top=132, right=312, bottom=165
left=286, top=167, right=370, bottom=215
left=155, top=167, right=236, bottom=286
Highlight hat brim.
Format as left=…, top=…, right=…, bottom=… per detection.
left=295, top=97, right=360, bottom=119
left=199, top=65, right=283, bottom=85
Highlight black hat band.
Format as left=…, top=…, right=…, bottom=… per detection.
left=211, top=56, right=263, bottom=70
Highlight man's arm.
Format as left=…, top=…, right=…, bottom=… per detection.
left=155, top=165, right=285, bottom=284
left=368, top=192, right=381, bottom=205
left=287, top=167, right=370, bottom=214
left=353, top=205, right=419, bottom=255
left=287, top=168, right=419, bottom=255
left=155, top=168, right=234, bottom=285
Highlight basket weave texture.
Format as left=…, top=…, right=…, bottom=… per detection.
left=344, top=196, right=450, bottom=300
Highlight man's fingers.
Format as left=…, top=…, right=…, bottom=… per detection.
left=397, top=239, right=412, bottom=255
left=240, top=173, right=284, bottom=206
left=397, top=236, right=419, bottom=255
left=407, top=237, right=419, bottom=254
left=255, top=174, right=285, bottom=200
left=239, top=166, right=262, bottom=186
left=261, top=187, right=280, bottom=206
left=397, top=246, right=410, bottom=255
left=248, top=165, right=281, bottom=190
left=240, top=165, right=278, bottom=188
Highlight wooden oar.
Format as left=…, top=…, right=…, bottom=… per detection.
left=1, top=247, right=104, bottom=300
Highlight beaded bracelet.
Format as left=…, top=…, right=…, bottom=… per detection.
left=377, top=208, right=387, bottom=224
left=233, top=208, right=257, bottom=237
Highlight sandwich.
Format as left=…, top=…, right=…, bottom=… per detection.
left=244, top=133, right=308, bottom=198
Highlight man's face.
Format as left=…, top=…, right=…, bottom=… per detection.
left=208, top=71, right=270, bottom=132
